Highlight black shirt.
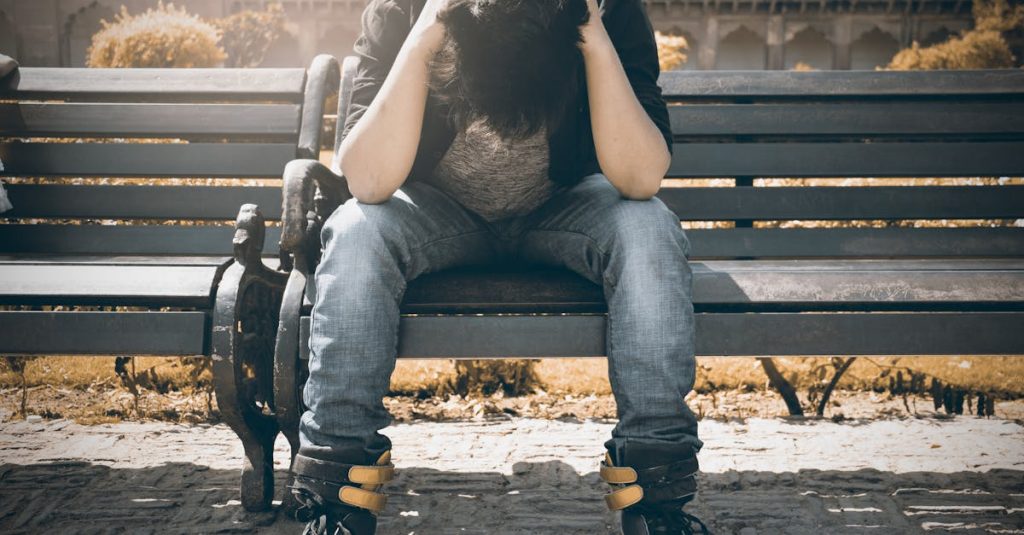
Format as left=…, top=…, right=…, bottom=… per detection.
left=339, top=0, right=674, bottom=190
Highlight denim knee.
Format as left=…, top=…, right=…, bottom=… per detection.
left=313, top=197, right=407, bottom=302
left=601, top=197, right=692, bottom=286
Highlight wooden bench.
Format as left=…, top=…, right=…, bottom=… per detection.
left=259, top=59, right=1024, bottom=510
left=0, top=56, right=340, bottom=510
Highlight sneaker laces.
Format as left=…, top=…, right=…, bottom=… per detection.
left=290, top=485, right=353, bottom=535
left=642, top=506, right=711, bottom=535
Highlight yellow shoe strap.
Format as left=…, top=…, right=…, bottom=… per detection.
left=348, top=464, right=394, bottom=486
left=600, top=463, right=638, bottom=484
left=604, top=485, right=644, bottom=511
left=339, top=486, right=388, bottom=513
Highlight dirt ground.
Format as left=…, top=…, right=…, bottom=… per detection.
left=2, top=410, right=1023, bottom=534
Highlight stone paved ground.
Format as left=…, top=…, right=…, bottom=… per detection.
left=1, top=417, right=1022, bottom=534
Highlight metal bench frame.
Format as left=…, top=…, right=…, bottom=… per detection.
left=0, top=55, right=341, bottom=511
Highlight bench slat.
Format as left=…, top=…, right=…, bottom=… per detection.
left=3, top=225, right=1020, bottom=258
left=0, top=225, right=272, bottom=256
left=668, top=141, right=1024, bottom=178
left=0, top=143, right=296, bottom=178
left=389, top=260, right=1024, bottom=313
left=0, top=255, right=231, bottom=266
left=0, top=68, right=307, bottom=102
left=12, top=184, right=1020, bottom=222
left=657, top=186, right=1024, bottom=220
left=668, top=102, right=1024, bottom=136
left=297, top=311, right=1024, bottom=357
left=0, top=311, right=208, bottom=356
left=5, top=185, right=283, bottom=220
left=689, top=227, right=1024, bottom=258
left=0, top=103, right=302, bottom=138
left=658, top=69, right=1024, bottom=97
left=0, top=263, right=227, bottom=308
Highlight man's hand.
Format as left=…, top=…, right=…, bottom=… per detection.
left=409, top=0, right=450, bottom=56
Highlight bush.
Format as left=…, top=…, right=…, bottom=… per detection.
left=886, top=0, right=1022, bottom=70
left=655, top=31, right=689, bottom=71
left=214, top=4, right=288, bottom=68
left=86, top=2, right=226, bottom=68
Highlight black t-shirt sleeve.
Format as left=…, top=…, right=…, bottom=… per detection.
left=602, top=0, right=674, bottom=157
left=339, top=0, right=412, bottom=145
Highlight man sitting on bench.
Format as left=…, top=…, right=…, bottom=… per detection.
left=289, top=0, right=708, bottom=533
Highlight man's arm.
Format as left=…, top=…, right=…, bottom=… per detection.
left=581, top=0, right=673, bottom=200
left=336, top=0, right=447, bottom=203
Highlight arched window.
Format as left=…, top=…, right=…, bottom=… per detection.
left=716, top=25, right=766, bottom=70
left=784, top=26, right=833, bottom=70
left=850, top=26, right=900, bottom=70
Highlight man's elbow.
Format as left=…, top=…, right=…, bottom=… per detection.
left=339, top=152, right=397, bottom=204
left=615, top=152, right=670, bottom=201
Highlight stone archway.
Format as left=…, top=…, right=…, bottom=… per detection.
left=850, top=26, right=900, bottom=70
left=716, top=25, right=766, bottom=70
left=64, top=2, right=116, bottom=67
left=675, top=29, right=699, bottom=71
left=784, top=26, right=833, bottom=70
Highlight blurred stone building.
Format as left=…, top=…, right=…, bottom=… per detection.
left=0, top=0, right=984, bottom=69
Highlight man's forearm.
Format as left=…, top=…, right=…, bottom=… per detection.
left=581, top=22, right=672, bottom=200
left=338, top=30, right=441, bottom=204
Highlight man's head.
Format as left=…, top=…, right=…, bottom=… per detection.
left=428, top=0, right=590, bottom=140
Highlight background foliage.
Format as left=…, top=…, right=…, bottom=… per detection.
left=86, top=2, right=226, bottom=68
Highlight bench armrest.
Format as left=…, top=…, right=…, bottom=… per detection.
left=280, top=159, right=352, bottom=274
left=297, top=55, right=340, bottom=160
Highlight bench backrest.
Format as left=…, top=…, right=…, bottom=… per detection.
left=328, top=60, right=1024, bottom=260
left=653, top=69, right=1024, bottom=259
left=1, top=59, right=337, bottom=257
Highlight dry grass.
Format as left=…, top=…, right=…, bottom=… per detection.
left=5, top=355, right=1022, bottom=400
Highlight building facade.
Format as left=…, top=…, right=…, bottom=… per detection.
left=0, top=0, right=980, bottom=70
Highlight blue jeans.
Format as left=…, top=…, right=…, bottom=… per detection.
left=301, top=173, right=702, bottom=460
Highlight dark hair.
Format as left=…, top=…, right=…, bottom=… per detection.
left=428, top=0, right=590, bottom=140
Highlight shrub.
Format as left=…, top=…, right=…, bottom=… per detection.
left=86, top=2, right=226, bottom=68
left=886, top=0, right=1022, bottom=70
left=214, top=3, right=288, bottom=68
left=655, top=31, right=689, bottom=71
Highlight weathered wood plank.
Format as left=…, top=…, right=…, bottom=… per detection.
left=388, top=260, right=1024, bottom=313
left=297, top=312, right=1024, bottom=357
left=658, top=69, right=1024, bottom=97
left=657, top=186, right=1024, bottom=220
left=10, top=185, right=1020, bottom=222
left=0, top=263, right=225, bottom=307
left=0, top=311, right=208, bottom=356
left=0, top=225, right=282, bottom=256
left=0, top=255, right=231, bottom=266
left=6, top=225, right=1015, bottom=258
left=686, top=227, right=1024, bottom=258
left=668, top=142, right=1024, bottom=177
left=0, top=68, right=307, bottom=101
left=0, top=102, right=302, bottom=138
left=5, top=184, right=283, bottom=220
left=0, top=143, right=296, bottom=178
left=668, top=102, right=1024, bottom=136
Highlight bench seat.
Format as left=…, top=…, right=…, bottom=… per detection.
left=0, top=256, right=230, bottom=308
left=292, top=259, right=1024, bottom=359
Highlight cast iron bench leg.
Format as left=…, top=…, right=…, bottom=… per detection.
left=212, top=204, right=288, bottom=511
